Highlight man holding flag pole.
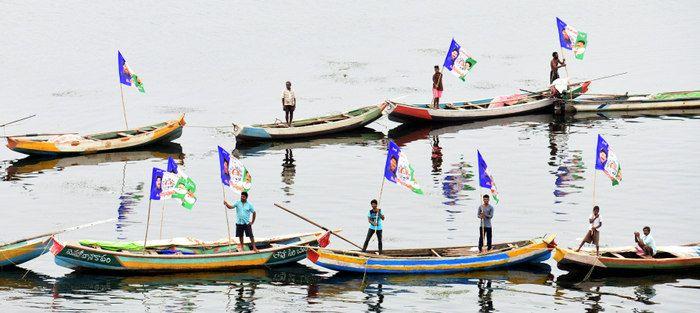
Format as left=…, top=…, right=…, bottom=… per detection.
left=477, top=151, right=498, bottom=253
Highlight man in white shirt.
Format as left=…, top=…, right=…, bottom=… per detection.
left=635, top=226, right=657, bottom=257
left=576, top=205, right=601, bottom=255
left=282, top=81, right=296, bottom=126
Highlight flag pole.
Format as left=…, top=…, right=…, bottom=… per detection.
left=143, top=199, right=153, bottom=254
left=592, top=170, right=598, bottom=205
left=119, top=83, right=129, bottom=130
left=158, top=201, right=166, bottom=240
left=560, top=47, right=570, bottom=78
left=222, top=185, right=233, bottom=250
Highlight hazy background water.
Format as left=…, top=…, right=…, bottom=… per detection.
left=1, top=1, right=699, bottom=312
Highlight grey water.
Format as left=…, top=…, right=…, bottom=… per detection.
left=1, top=1, right=699, bottom=312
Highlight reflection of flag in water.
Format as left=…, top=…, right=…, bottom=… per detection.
left=384, top=140, right=423, bottom=195
left=443, top=39, right=477, bottom=82
left=595, top=135, right=622, bottom=186
left=117, top=51, right=145, bottom=93
left=167, top=157, right=178, bottom=173
left=477, top=150, right=499, bottom=204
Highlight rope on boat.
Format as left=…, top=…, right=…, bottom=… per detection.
left=576, top=253, right=603, bottom=285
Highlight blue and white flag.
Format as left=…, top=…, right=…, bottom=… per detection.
left=218, top=146, right=231, bottom=187
left=477, top=150, right=499, bottom=204
left=595, top=135, right=622, bottom=186
left=443, top=39, right=477, bottom=82
left=384, top=140, right=423, bottom=195
left=117, top=51, right=145, bottom=93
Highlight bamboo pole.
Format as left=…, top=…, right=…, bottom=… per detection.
left=560, top=47, right=570, bottom=78
left=119, top=83, right=129, bottom=130
left=222, top=185, right=233, bottom=250
left=0, top=114, right=36, bottom=128
left=142, top=199, right=153, bottom=254
left=592, top=170, right=598, bottom=206
left=159, top=201, right=166, bottom=240
left=274, top=203, right=363, bottom=250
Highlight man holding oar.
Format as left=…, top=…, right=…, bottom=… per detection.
left=224, top=191, right=258, bottom=252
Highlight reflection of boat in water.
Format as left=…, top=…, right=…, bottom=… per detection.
left=389, top=114, right=553, bottom=146
left=556, top=270, right=700, bottom=289
left=0, top=268, right=51, bottom=290
left=571, top=108, right=700, bottom=121
left=235, top=127, right=385, bottom=156
left=3, top=142, right=184, bottom=181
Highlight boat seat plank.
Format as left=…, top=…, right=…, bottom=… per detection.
left=611, top=252, right=626, bottom=258
left=430, top=249, right=442, bottom=258
left=117, top=132, right=134, bottom=137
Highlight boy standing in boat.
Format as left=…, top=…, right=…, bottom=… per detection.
left=634, top=226, right=656, bottom=257
left=576, top=205, right=601, bottom=255
left=550, top=52, right=566, bottom=83
left=477, top=195, right=494, bottom=253
left=361, top=199, right=384, bottom=254
left=282, top=81, right=296, bottom=126
left=224, top=191, right=259, bottom=252
left=432, top=65, right=443, bottom=109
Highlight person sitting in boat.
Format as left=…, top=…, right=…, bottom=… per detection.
left=576, top=205, right=601, bottom=255
left=432, top=65, right=444, bottom=109
left=477, top=194, right=494, bottom=253
left=224, top=191, right=258, bottom=252
left=550, top=52, right=566, bottom=83
left=282, top=81, right=296, bottom=127
left=361, top=199, right=384, bottom=254
left=634, top=226, right=657, bottom=258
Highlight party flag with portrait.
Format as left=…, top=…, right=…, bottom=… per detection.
left=217, top=146, right=253, bottom=193
left=443, top=39, right=477, bottom=82
left=556, top=18, right=587, bottom=60
left=595, top=135, right=622, bottom=186
left=384, top=140, right=423, bottom=195
left=477, top=150, right=499, bottom=204
left=117, top=51, right=145, bottom=93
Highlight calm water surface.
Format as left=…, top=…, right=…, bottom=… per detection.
left=1, top=1, right=699, bottom=312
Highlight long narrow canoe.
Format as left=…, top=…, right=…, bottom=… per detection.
left=232, top=103, right=387, bottom=141
left=388, top=83, right=589, bottom=124
left=553, top=243, right=700, bottom=275
left=568, top=90, right=700, bottom=112
left=0, top=237, right=53, bottom=268
left=308, top=235, right=556, bottom=274
left=52, top=230, right=331, bottom=273
left=6, top=114, right=186, bottom=156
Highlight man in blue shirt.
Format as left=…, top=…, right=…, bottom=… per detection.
left=224, top=191, right=258, bottom=252
left=361, top=199, right=385, bottom=254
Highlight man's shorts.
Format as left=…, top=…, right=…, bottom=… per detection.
left=235, top=223, right=253, bottom=237
left=283, top=105, right=295, bottom=112
left=432, top=88, right=443, bottom=98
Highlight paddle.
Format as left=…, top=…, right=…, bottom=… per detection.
left=0, top=218, right=115, bottom=247
left=1, top=132, right=78, bottom=138
left=0, top=114, right=36, bottom=128
left=274, top=203, right=363, bottom=250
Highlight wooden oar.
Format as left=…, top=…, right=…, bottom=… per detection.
left=0, top=218, right=115, bottom=247
left=0, top=114, right=36, bottom=128
left=1, top=132, right=78, bottom=138
left=274, top=203, right=363, bottom=250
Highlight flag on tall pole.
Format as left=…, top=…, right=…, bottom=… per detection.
left=477, top=150, right=499, bottom=204
left=117, top=51, right=145, bottom=93
left=556, top=18, right=588, bottom=60
left=218, top=146, right=253, bottom=193
left=150, top=165, right=197, bottom=209
left=384, top=140, right=423, bottom=195
left=595, top=135, right=623, bottom=186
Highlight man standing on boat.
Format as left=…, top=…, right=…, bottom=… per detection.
left=477, top=195, right=494, bottom=253
left=432, top=66, right=443, bottom=109
left=576, top=205, right=601, bottom=255
left=282, top=81, right=296, bottom=126
left=361, top=199, right=384, bottom=254
left=550, top=52, right=566, bottom=83
left=224, top=191, right=259, bottom=252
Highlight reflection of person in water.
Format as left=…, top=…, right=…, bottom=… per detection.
left=281, top=149, right=296, bottom=191
left=431, top=135, right=443, bottom=173
left=477, top=279, right=494, bottom=312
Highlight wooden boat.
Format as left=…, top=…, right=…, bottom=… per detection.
left=5, top=114, right=186, bottom=156
left=553, top=243, right=700, bottom=275
left=0, top=237, right=53, bottom=268
left=568, top=90, right=700, bottom=113
left=307, top=235, right=556, bottom=274
left=388, top=83, right=589, bottom=124
left=232, top=103, right=387, bottom=141
left=51, top=230, right=331, bottom=273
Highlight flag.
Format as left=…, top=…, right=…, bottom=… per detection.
left=171, top=170, right=197, bottom=209
left=595, top=135, right=622, bottom=186
left=384, top=140, right=423, bottom=195
left=574, top=32, right=588, bottom=60
left=167, top=157, right=178, bottom=174
left=150, top=167, right=165, bottom=200
left=229, top=156, right=253, bottom=193
left=443, top=39, right=477, bottom=82
left=318, top=231, right=331, bottom=248
left=556, top=17, right=577, bottom=50
left=477, top=150, right=499, bottom=204
left=218, top=146, right=232, bottom=186
left=118, top=51, right=132, bottom=86
left=117, top=51, right=145, bottom=93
